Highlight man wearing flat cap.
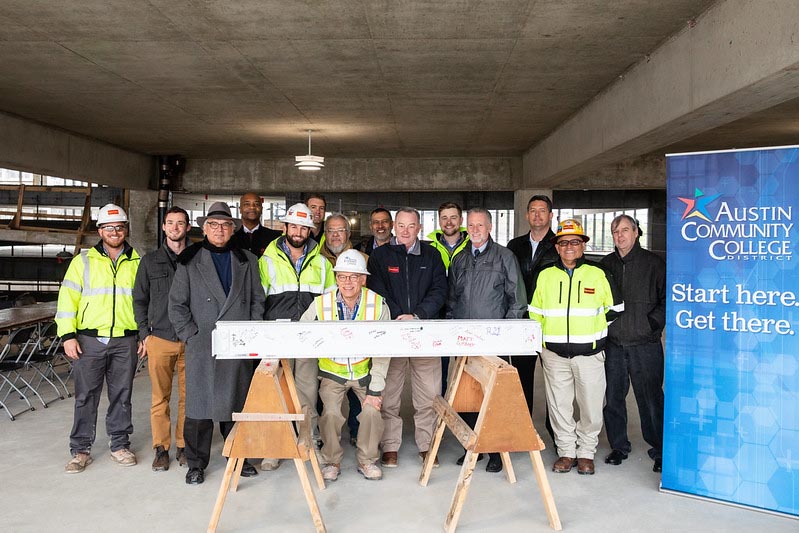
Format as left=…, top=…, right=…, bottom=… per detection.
left=168, top=202, right=265, bottom=485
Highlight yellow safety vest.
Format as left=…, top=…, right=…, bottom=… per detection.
left=56, top=242, right=140, bottom=339
left=426, top=229, right=470, bottom=271
left=316, top=288, right=382, bottom=382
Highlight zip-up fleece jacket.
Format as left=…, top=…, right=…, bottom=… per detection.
left=600, top=241, right=666, bottom=346
left=366, top=239, right=447, bottom=320
left=529, top=256, right=624, bottom=357
left=259, top=236, right=335, bottom=320
left=133, top=243, right=180, bottom=342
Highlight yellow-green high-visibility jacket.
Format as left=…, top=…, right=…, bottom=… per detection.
left=426, top=229, right=469, bottom=272
left=259, top=236, right=335, bottom=320
left=529, top=257, right=623, bottom=357
left=56, top=241, right=140, bottom=340
left=315, top=287, right=384, bottom=384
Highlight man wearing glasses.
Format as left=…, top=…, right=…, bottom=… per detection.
left=529, top=219, right=623, bottom=476
left=300, top=250, right=391, bottom=482
left=169, top=202, right=265, bottom=485
left=58, top=204, right=141, bottom=473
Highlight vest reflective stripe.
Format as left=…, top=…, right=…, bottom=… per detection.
left=317, top=288, right=381, bottom=381
left=529, top=263, right=614, bottom=354
left=259, top=240, right=334, bottom=297
left=267, top=282, right=329, bottom=296
left=56, top=246, right=140, bottom=338
left=537, top=306, right=605, bottom=318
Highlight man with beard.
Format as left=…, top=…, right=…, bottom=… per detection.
left=427, top=202, right=470, bottom=272
left=168, top=202, right=265, bottom=485
left=305, top=193, right=327, bottom=242
left=259, top=203, right=335, bottom=470
left=356, top=208, right=393, bottom=256
left=58, top=204, right=141, bottom=473
left=320, top=213, right=369, bottom=266
left=134, top=206, right=190, bottom=471
left=233, top=192, right=281, bottom=258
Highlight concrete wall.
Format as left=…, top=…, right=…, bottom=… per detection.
left=179, top=157, right=522, bottom=194
left=0, top=111, right=153, bottom=189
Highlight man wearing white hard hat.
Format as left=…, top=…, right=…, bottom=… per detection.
left=258, top=202, right=335, bottom=470
left=529, top=218, right=623, bottom=476
left=57, top=203, right=141, bottom=473
left=300, top=249, right=391, bottom=482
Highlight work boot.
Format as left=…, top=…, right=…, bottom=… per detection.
left=322, top=463, right=340, bottom=482
left=152, top=446, right=169, bottom=471
left=176, top=447, right=187, bottom=467
left=419, top=450, right=439, bottom=468
left=65, top=452, right=92, bottom=474
left=381, top=451, right=398, bottom=468
left=357, top=462, right=383, bottom=480
left=552, top=456, right=577, bottom=473
left=261, top=458, right=281, bottom=471
left=110, top=448, right=137, bottom=467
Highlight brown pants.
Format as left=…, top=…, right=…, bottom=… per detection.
left=146, top=335, right=186, bottom=450
left=318, top=378, right=383, bottom=466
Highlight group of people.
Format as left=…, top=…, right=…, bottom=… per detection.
left=55, top=191, right=666, bottom=487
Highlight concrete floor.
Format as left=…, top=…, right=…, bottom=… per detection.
left=1, top=361, right=796, bottom=533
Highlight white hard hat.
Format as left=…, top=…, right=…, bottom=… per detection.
left=97, top=204, right=128, bottom=225
left=333, top=249, right=369, bottom=276
left=281, top=203, right=316, bottom=228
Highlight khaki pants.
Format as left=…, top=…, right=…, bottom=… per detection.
left=292, top=358, right=320, bottom=435
left=540, top=348, right=606, bottom=459
left=380, top=356, right=441, bottom=453
left=318, top=378, right=383, bottom=466
left=146, top=335, right=186, bottom=450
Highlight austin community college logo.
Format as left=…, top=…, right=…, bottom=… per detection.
left=677, top=188, right=793, bottom=261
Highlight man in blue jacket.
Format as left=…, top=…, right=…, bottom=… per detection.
left=367, top=207, right=447, bottom=468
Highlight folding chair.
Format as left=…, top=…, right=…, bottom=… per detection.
left=0, top=326, right=39, bottom=420
left=21, top=321, right=67, bottom=404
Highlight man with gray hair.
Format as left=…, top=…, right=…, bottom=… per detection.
left=367, top=207, right=447, bottom=468
left=600, top=215, right=666, bottom=473
left=320, top=213, right=369, bottom=265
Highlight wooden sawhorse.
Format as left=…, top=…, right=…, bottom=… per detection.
left=420, top=355, right=561, bottom=532
left=208, top=359, right=327, bottom=533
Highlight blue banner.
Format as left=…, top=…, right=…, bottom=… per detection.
left=664, top=146, right=799, bottom=516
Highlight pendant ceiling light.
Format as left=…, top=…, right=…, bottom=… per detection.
left=295, top=129, right=324, bottom=171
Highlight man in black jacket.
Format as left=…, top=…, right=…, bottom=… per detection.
left=133, top=206, right=189, bottom=472
left=367, top=207, right=447, bottom=468
left=232, top=192, right=281, bottom=258
left=506, top=194, right=559, bottom=423
left=600, top=215, right=666, bottom=473
left=355, top=207, right=393, bottom=256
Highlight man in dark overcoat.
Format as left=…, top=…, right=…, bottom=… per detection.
left=168, top=201, right=265, bottom=485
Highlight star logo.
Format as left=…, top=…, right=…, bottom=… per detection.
left=678, top=188, right=721, bottom=222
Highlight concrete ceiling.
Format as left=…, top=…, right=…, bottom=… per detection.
left=0, top=0, right=728, bottom=160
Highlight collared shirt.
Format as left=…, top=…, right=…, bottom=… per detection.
left=471, top=241, right=488, bottom=257
left=242, top=224, right=260, bottom=234
left=335, top=290, right=362, bottom=320
left=444, top=234, right=464, bottom=253
left=279, top=239, right=309, bottom=275
left=528, top=232, right=540, bottom=258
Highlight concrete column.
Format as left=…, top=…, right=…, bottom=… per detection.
left=513, top=189, right=552, bottom=238
left=128, top=189, right=159, bottom=255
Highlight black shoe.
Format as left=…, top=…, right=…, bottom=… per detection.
left=486, top=453, right=503, bottom=473
left=604, top=450, right=628, bottom=465
left=186, top=467, right=204, bottom=485
left=456, top=452, right=484, bottom=465
left=653, top=458, right=662, bottom=473
left=176, top=447, right=187, bottom=467
left=240, top=460, right=259, bottom=477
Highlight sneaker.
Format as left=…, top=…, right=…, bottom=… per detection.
left=321, top=463, right=340, bottom=482
left=357, top=462, right=383, bottom=480
left=110, top=448, right=137, bottom=467
left=152, top=446, right=169, bottom=472
left=65, top=452, right=92, bottom=474
left=261, top=458, right=281, bottom=471
left=176, top=447, right=187, bottom=467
